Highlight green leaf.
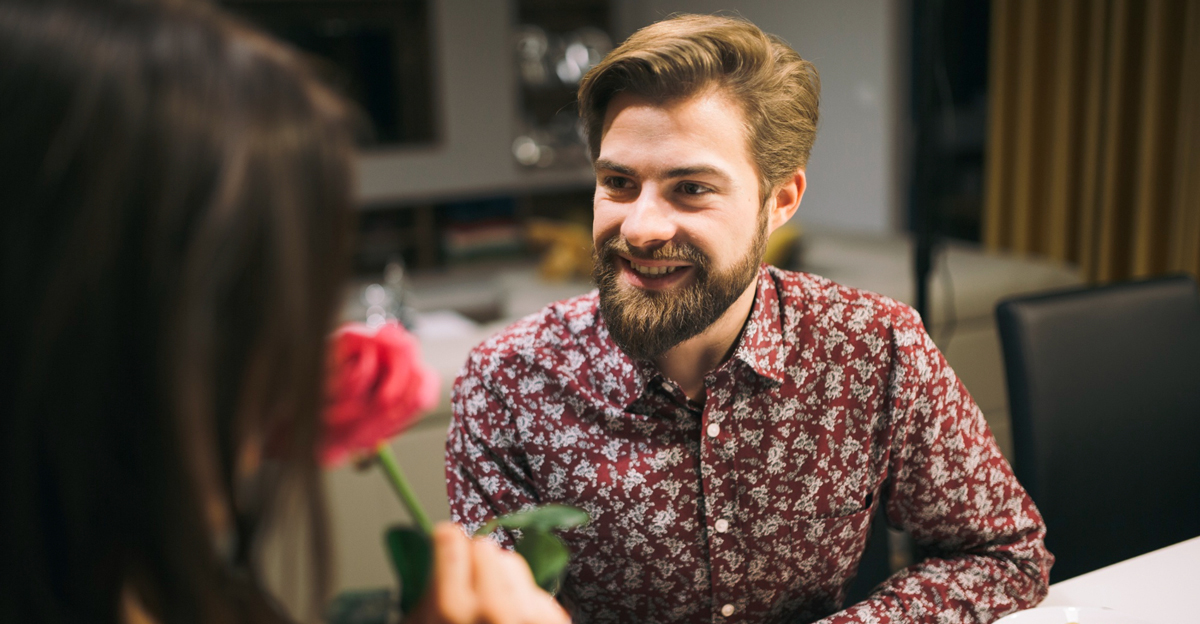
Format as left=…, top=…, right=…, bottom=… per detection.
left=514, top=529, right=570, bottom=594
left=385, top=526, right=432, bottom=614
left=472, top=505, right=589, bottom=596
left=473, top=504, right=590, bottom=537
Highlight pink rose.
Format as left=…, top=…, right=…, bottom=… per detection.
left=321, top=322, right=440, bottom=468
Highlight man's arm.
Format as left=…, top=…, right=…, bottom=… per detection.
left=445, top=352, right=540, bottom=547
left=818, top=307, right=1052, bottom=624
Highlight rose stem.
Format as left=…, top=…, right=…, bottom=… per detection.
left=376, top=443, right=434, bottom=536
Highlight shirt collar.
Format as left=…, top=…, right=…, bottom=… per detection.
left=729, top=265, right=788, bottom=385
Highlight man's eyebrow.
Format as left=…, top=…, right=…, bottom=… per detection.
left=594, top=159, right=733, bottom=183
left=594, top=159, right=636, bottom=177
left=664, top=164, right=732, bottom=182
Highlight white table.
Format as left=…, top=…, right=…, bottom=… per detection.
left=1037, top=536, right=1200, bottom=622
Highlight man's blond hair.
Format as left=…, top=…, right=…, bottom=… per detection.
left=578, top=14, right=820, bottom=201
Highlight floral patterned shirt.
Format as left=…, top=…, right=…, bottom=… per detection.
left=446, top=265, right=1052, bottom=624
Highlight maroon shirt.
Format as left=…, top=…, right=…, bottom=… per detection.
left=446, top=266, right=1051, bottom=624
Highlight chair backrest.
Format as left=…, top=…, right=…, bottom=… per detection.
left=996, top=274, right=1200, bottom=582
left=842, top=505, right=894, bottom=605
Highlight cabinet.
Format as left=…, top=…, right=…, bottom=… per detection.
left=353, top=0, right=612, bottom=274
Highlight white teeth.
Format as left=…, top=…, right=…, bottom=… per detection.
left=631, top=263, right=680, bottom=276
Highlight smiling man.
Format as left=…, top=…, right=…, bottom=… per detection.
left=447, top=14, right=1052, bottom=624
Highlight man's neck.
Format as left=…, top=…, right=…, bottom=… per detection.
left=653, top=279, right=759, bottom=401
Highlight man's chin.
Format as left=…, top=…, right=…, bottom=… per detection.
left=614, top=281, right=680, bottom=302
left=605, top=321, right=688, bottom=362
left=610, top=335, right=672, bottom=362
left=599, top=296, right=706, bottom=361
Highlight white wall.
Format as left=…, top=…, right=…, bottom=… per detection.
left=614, top=0, right=905, bottom=233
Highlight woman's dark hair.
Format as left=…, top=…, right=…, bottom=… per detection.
left=0, top=0, right=356, bottom=622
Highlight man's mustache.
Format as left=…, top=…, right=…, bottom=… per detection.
left=597, top=236, right=709, bottom=267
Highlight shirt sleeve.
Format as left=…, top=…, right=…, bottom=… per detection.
left=444, top=350, right=541, bottom=548
left=815, top=306, right=1053, bottom=624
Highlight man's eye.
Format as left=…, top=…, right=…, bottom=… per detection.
left=604, top=176, right=633, bottom=190
left=679, top=182, right=711, bottom=195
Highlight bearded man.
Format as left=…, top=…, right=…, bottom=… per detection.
left=446, top=14, right=1052, bottom=624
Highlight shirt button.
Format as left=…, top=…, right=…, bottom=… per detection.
left=660, top=380, right=672, bottom=392
left=715, top=518, right=730, bottom=533
left=721, top=604, right=735, bottom=617
left=706, top=423, right=720, bottom=438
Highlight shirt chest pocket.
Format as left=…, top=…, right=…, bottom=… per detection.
left=781, top=507, right=875, bottom=607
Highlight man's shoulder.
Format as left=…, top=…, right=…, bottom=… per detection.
left=766, top=265, right=922, bottom=333
left=464, top=290, right=601, bottom=370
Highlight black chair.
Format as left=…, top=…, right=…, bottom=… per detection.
left=996, top=274, right=1200, bottom=582
left=843, top=505, right=894, bottom=604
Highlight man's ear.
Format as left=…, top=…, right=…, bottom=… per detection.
left=767, top=169, right=806, bottom=232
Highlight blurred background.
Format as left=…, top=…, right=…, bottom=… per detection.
left=218, top=0, right=1200, bottom=601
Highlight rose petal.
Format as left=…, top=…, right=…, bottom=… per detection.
left=317, top=321, right=441, bottom=468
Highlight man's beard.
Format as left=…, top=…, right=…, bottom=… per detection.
left=592, top=217, right=768, bottom=361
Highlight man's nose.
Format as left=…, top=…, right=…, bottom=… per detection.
left=620, top=188, right=677, bottom=249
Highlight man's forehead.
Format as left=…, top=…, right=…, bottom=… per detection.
left=596, top=89, right=754, bottom=182
left=600, top=87, right=744, bottom=131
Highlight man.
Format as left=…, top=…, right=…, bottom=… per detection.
left=447, top=14, right=1052, bottom=624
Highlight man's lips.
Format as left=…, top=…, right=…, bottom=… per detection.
left=617, top=256, right=694, bottom=289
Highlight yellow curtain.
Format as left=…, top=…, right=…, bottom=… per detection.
left=984, top=0, right=1200, bottom=282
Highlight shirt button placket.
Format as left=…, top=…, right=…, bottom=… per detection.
left=701, top=375, right=740, bottom=624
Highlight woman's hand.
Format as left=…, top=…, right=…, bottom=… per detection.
left=405, top=522, right=571, bottom=624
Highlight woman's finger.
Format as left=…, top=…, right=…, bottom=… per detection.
left=471, top=539, right=571, bottom=624
left=410, top=522, right=477, bottom=624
